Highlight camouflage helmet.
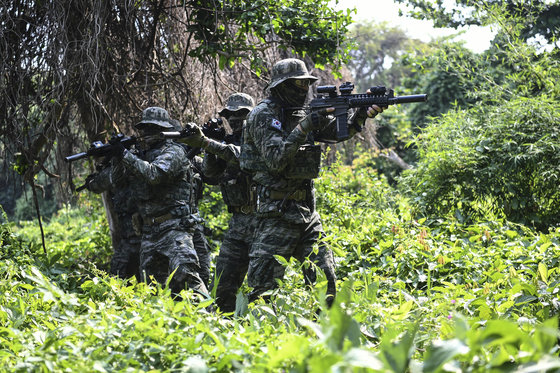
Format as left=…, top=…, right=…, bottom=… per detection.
left=135, top=107, right=174, bottom=130
left=267, top=58, right=318, bottom=90
left=218, top=93, right=255, bottom=117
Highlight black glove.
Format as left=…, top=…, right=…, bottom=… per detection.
left=299, top=108, right=332, bottom=133
left=83, top=173, right=98, bottom=191
left=111, top=140, right=126, bottom=158
left=179, top=122, right=207, bottom=148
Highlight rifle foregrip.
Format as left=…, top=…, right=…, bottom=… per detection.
left=348, top=94, right=428, bottom=107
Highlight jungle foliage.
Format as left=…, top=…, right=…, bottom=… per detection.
left=1, top=0, right=560, bottom=371
left=395, top=0, right=560, bottom=44
left=2, top=154, right=560, bottom=371
left=397, top=4, right=560, bottom=230
left=0, top=0, right=353, bottom=220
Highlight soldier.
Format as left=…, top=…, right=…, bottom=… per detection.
left=189, top=165, right=211, bottom=289
left=178, top=92, right=256, bottom=313
left=170, top=118, right=212, bottom=289
left=239, top=58, right=383, bottom=307
left=115, top=107, right=209, bottom=296
left=84, top=158, right=141, bottom=281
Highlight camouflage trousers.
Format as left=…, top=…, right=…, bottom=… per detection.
left=140, top=221, right=208, bottom=296
left=109, top=235, right=141, bottom=281
left=213, top=213, right=258, bottom=313
left=247, top=211, right=336, bottom=307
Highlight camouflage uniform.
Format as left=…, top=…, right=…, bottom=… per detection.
left=168, top=118, right=212, bottom=288
left=206, top=93, right=257, bottom=313
left=179, top=93, right=257, bottom=313
left=189, top=155, right=211, bottom=288
left=240, top=59, right=370, bottom=307
left=86, top=160, right=141, bottom=280
left=119, top=107, right=209, bottom=295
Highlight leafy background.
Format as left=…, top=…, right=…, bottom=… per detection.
left=1, top=0, right=560, bottom=371
left=2, top=150, right=560, bottom=371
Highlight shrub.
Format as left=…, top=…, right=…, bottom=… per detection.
left=400, top=95, right=560, bottom=230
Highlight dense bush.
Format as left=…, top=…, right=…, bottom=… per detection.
left=399, top=96, right=560, bottom=230
left=4, top=153, right=560, bottom=372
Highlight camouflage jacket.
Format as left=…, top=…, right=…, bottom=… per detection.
left=202, top=135, right=254, bottom=212
left=240, top=97, right=366, bottom=222
left=121, top=140, right=200, bottom=223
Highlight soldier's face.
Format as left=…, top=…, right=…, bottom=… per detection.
left=138, top=126, right=164, bottom=148
left=281, top=79, right=310, bottom=105
left=291, top=79, right=311, bottom=91
left=225, top=110, right=248, bottom=133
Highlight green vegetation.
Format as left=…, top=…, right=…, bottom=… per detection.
left=400, top=96, right=560, bottom=229
left=2, top=153, right=559, bottom=371
left=1, top=1, right=560, bottom=371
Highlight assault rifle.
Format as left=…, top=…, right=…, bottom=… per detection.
left=64, top=134, right=137, bottom=163
left=160, top=118, right=227, bottom=158
left=308, top=82, right=427, bottom=140
left=160, top=117, right=225, bottom=142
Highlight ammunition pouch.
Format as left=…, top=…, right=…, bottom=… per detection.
left=239, top=143, right=266, bottom=173
left=284, top=144, right=322, bottom=179
left=222, top=177, right=250, bottom=207
left=223, top=178, right=256, bottom=214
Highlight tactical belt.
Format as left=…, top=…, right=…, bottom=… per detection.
left=269, top=189, right=307, bottom=201
left=229, top=205, right=255, bottom=214
left=143, top=212, right=174, bottom=226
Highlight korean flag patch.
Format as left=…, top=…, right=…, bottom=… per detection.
left=270, top=118, right=282, bottom=131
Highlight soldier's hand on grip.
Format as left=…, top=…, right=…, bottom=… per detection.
left=83, top=173, right=97, bottom=191
left=111, top=140, right=126, bottom=158
left=299, top=107, right=335, bottom=134
left=179, top=122, right=207, bottom=148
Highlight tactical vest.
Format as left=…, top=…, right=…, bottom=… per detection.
left=220, top=170, right=254, bottom=212
left=139, top=141, right=198, bottom=218
left=240, top=99, right=322, bottom=180
left=215, top=134, right=255, bottom=212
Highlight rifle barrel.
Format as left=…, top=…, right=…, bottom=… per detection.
left=391, top=94, right=428, bottom=104
left=160, top=131, right=183, bottom=139
left=64, top=152, right=88, bottom=163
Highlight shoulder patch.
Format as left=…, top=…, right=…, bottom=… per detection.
left=270, top=118, right=282, bottom=131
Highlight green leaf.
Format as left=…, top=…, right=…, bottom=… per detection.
left=392, top=300, right=414, bottom=321
left=423, top=338, right=470, bottom=373
left=514, top=294, right=537, bottom=305
left=273, top=255, right=289, bottom=266
left=181, top=356, right=208, bottom=373
left=538, top=262, right=548, bottom=283
left=379, top=323, right=419, bottom=373
left=344, top=348, right=384, bottom=369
